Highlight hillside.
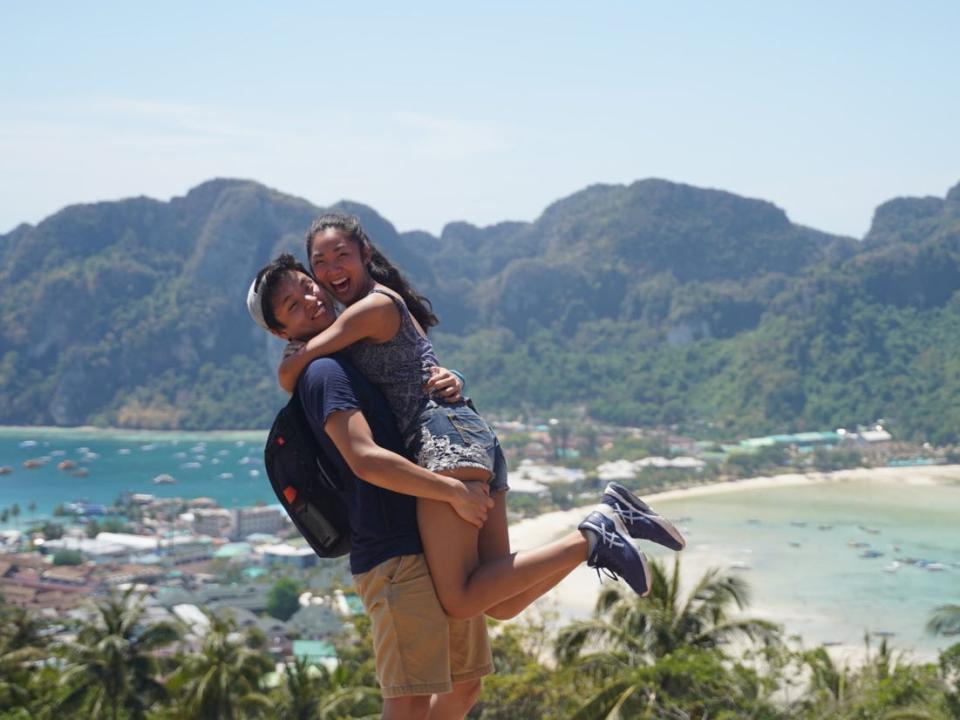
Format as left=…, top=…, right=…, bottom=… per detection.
left=2, top=177, right=960, bottom=441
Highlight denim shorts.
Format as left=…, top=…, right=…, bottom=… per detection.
left=406, top=400, right=509, bottom=493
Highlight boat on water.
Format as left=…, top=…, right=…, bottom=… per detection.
left=790, top=521, right=808, bottom=527
left=859, top=525, right=881, bottom=534
left=22, top=459, right=44, bottom=469
left=818, top=524, right=833, bottom=530
left=57, top=460, right=76, bottom=471
left=883, top=561, right=901, bottom=573
left=924, top=562, right=947, bottom=572
left=788, top=541, right=801, bottom=548
left=0, top=466, right=12, bottom=475
left=848, top=541, right=871, bottom=549
left=729, top=561, right=752, bottom=571
left=152, top=474, right=176, bottom=485
left=71, top=468, right=89, bottom=477
left=860, top=549, right=884, bottom=559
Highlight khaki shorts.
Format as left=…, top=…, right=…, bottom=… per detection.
left=353, top=553, right=494, bottom=698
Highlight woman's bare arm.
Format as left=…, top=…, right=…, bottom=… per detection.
left=277, top=294, right=400, bottom=392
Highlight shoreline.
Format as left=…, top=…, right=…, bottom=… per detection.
left=635, top=463, right=960, bottom=504
left=507, top=464, right=960, bottom=662
left=510, top=464, right=960, bottom=542
left=0, top=425, right=268, bottom=442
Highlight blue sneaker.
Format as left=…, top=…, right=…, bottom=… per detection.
left=578, top=510, right=652, bottom=597
left=602, top=482, right=686, bottom=551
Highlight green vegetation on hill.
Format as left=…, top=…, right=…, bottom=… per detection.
left=2, top=177, right=960, bottom=440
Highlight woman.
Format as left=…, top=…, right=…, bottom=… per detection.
left=250, top=214, right=684, bottom=619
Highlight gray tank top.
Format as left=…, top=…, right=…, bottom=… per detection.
left=347, top=288, right=439, bottom=436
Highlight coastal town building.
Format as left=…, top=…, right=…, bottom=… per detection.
left=192, top=508, right=233, bottom=537
left=262, top=543, right=317, bottom=569
left=233, top=506, right=286, bottom=539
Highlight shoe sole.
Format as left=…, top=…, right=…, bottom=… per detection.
left=604, top=482, right=687, bottom=551
left=636, top=546, right=651, bottom=597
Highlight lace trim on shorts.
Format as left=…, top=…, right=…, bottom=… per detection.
left=415, top=427, right=490, bottom=473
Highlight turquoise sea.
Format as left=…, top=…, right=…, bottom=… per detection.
left=0, top=427, right=272, bottom=522
left=650, top=478, right=960, bottom=656
left=3, top=428, right=959, bottom=656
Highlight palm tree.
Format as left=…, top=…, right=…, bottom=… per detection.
left=556, top=556, right=781, bottom=719
left=927, top=604, right=960, bottom=637
left=166, top=615, right=274, bottom=719
left=557, top=555, right=780, bottom=665
left=273, top=656, right=380, bottom=720
left=0, top=604, right=48, bottom=711
left=53, top=589, right=181, bottom=720
left=797, top=635, right=944, bottom=720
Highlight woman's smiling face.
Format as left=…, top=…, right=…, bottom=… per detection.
left=309, top=226, right=371, bottom=306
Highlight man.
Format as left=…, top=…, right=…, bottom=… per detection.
left=248, top=254, right=494, bottom=719
left=247, top=254, right=684, bottom=717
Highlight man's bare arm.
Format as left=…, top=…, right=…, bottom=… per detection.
left=324, top=408, right=492, bottom=527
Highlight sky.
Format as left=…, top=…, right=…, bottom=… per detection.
left=2, top=1, right=958, bottom=238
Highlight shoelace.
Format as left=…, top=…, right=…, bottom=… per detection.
left=584, top=519, right=625, bottom=584
left=594, top=566, right=620, bottom=583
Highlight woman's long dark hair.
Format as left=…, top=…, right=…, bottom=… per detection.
left=306, top=212, right=439, bottom=332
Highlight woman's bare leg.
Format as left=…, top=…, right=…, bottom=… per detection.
left=417, top=469, right=587, bottom=620
left=478, top=491, right=578, bottom=620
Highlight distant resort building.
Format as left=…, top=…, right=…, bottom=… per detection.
left=192, top=508, right=233, bottom=537
left=737, top=431, right=841, bottom=453
left=596, top=456, right=706, bottom=481
left=507, top=459, right=585, bottom=494
left=42, top=532, right=214, bottom=566
left=292, top=639, right=338, bottom=671
left=262, top=543, right=317, bottom=569
left=233, top=506, right=286, bottom=539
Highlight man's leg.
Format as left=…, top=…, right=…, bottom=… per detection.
left=383, top=695, right=430, bottom=720
left=354, top=555, right=456, bottom=713
left=428, top=679, right=482, bottom=720
left=435, top=605, right=493, bottom=719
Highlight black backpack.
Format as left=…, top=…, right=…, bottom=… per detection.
left=264, top=390, right=351, bottom=558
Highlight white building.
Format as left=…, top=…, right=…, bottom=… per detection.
left=193, top=509, right=233, bottom=538
left=233, top=506, right=286, bottom=539
left=262, top=544, right=317, bottom=569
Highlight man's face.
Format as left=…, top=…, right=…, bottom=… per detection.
left=269, top=271, right=336, bottom=341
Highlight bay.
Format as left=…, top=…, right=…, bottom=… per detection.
left=0, top=427, right=271, bottom=522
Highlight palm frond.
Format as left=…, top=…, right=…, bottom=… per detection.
left=927, top=604, right=960, bottom=637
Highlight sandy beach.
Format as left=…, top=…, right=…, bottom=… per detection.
left=506, top=465, right=960, bottom=661
left=509, top=464, right=960, bottom=547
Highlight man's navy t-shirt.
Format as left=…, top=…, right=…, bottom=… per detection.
left=297, top=355, right=423, bottom=575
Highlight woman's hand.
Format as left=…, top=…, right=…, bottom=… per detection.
left=425, top=366, right=463, bottom=401
left=450, top=480, right=493, bottom=528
